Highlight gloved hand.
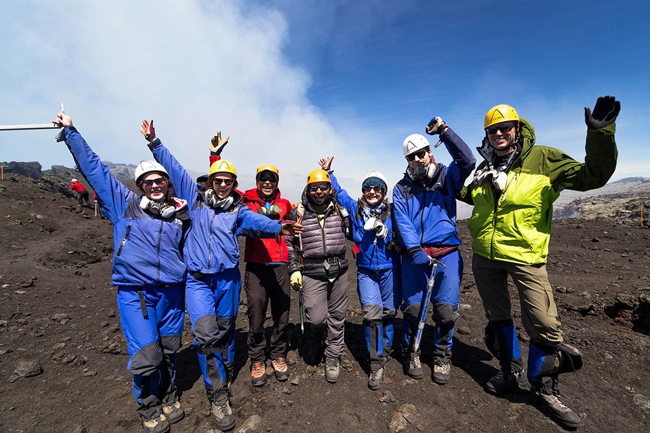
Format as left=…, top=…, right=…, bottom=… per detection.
left=319, top=156, right=334, bottom=171
left=426, top=116, right=447, bottom=135
left=290, top=271, right=303, bottom=292
left=374, top=221, right=388, bottom=239
left=585, top=96, right=620, bottom=130
left=210, top=131, right=230, bottom=155
left=140, top=119, right=156, bottom=142
left=411, top=249, right=433, bottom=266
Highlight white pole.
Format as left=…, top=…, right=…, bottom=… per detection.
left=0, top=124, right=62, bottom=131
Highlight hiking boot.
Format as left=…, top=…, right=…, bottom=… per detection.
left=433, top=358, right=451, bottom=385
left=250, top=361, right=267, bottom=387
left=211, top=397, right=236, bottom=431
left=161, top=400, right=185, bottom=424
left=140, top=409, right=169, bottom=433
left=325, top=357, right=340, bottom=383
left=404, top=353, right=423, bottom=380
left=532, top=376, right=582, bottom=429
left=271, top=357, right=289, bottom=381
left=368, top=366, right=384, bottom=390
left=486, top=366, right=529, bottom=395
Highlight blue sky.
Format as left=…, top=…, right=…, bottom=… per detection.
left=1, top=0, right=648, bottom=197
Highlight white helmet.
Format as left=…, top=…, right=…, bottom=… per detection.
left=402, top=134, right=430, bottom=157
left=134, top=160, right=169, bottom=184
left=71, top=178, right=78, bottom=183
left=362, top=171, right=388, bottom=195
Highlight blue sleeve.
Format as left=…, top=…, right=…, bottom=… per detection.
left=439, top=127, right=476, bottom=194
left=62, top=127, right=131, bottom=224
left=329, top=174, right=357, bottom=214
left=392, top=183, right=420, bottom=254
left=236, top=205, right=283, bottom=238
left=148, top=139, right=199, bottom=208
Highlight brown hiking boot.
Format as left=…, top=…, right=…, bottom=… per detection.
left=532, top=376, right=582, bottom=429
left=161, top=400, right=184, bottom=424
left=272, top=357, right=289, bottom=381
left=250, top=361, right=267, bottom=387
left=140, top=409, right=170, bottom=433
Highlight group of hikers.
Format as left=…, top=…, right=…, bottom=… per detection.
left=52, top=95, right=620, bottom=432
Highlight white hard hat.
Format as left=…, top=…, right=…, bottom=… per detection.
left=134, top=161, right=169, bottom=183
left=71, top=178, right=78, bottom=183
left=362, top=171, right=388, bottom=194
left=402, top=134, right=431, bottom=157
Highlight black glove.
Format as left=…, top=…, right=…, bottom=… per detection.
left=584, top=96, right=620, bottom=130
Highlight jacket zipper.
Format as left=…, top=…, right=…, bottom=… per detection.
left=156, top=220, right=163, bottom=283
left=116, top=224, right=132, bottom=256
left=420, top=189, right=426, bottom=245
left=207, top=212, right=217, bottom=273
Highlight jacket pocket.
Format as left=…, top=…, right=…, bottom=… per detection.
left=116, top=224, right=132, bottom=256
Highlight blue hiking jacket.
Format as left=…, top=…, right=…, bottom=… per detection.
left=61, top=127, right=187, bottom=286
left=149, top=140, right=283, bottom=274
left=393, top=127, right=476, bottom=255
left=330, top=174, right=398, bottom=271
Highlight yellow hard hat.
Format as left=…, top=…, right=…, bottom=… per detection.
left=307, top=169, right=330, bottom=185
left=209, top=159, right=237, bottom=178
left=256, top=163, right=279, bottom=179
left=484, top=104, right=519, bottom=129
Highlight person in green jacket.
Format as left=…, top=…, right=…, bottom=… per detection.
left=461, top=96, right=620, bottom=429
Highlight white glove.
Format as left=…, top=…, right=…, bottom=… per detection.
left=374, top=221, right=388, bottom=239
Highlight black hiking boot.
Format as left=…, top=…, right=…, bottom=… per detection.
left=161, top=400, right=184, bottom=424
left=368, top=365, right=384, bottom=390
left=404, top=352, right=423, bottom=380
left=139, top=406, right=170, bottom=433
left=486, top=360, right=528, bottom=395
left=532, top=376, right=582, bottom=429
left=211, top=396, right=236, bottom=431
left=432, top=357, right=451, bottom=385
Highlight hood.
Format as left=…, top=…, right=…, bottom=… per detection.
left=477, top=117, right=536, bottom=164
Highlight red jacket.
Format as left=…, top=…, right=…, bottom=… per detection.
left=242, top=188, right=292, bottom=264
left=70, top=182, right=86, bottom=193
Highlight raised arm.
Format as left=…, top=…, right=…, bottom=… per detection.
left=53, top=108, right=131, bottom=224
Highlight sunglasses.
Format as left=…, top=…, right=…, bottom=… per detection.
left=258, top=175, right=278, bottom=183
left=309, top=184, right=329, bottom=192
left=486, top=123, right=516, bottom=135
left=406, top=149, right=429, bottom=162
left=142, top=177, right=167, bottom=187
left=213, top=177, right=234, bottom=186
left=363, top=185, right=383, bottom=193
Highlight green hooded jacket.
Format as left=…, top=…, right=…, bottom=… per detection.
left=461, top=118, right=617, bottom=265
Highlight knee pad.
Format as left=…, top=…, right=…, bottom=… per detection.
left=362, top=304, right=383, bottom=322
left=402, top=304, right=420, bottom=325
left=431, top=303, right=458, bottom=326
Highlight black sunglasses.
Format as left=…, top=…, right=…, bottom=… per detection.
left=142, top=177, right=167, bottom=187
left=309, top=184, right=329, bottom=192
left=363, top=184, right=383, bottom=193
left=258, top=175, right=278, bottom=183
left=406, top=148, right=429, bottom=162
left=213, top=177, right=234, bottom=186
left=486, top=122, right=516, bottom=135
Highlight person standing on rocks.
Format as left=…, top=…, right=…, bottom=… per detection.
left=393, top=117, right=475, bottom=385
left=285, top=169, right=351, bottom=384
left=208, top=133, right=294, bottom=386
left=460, top=96, right=620, bottom=429
left=141, top=120, right=301, bottom=432
left=317, top=156, right=401, bottom=390
left=54, top=108, right=190, bottom=433
left=70, top=178, right=92, bottom=207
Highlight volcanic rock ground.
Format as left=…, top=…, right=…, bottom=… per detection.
left=1, top=168, right=649, bottom=433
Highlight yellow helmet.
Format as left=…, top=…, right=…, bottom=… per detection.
left=484, top=104, right=519, bottom=129
left=256, top=163, right=279, bottom=179
left=306, top=169, right=330, bottom=185
left=208, top=159, right=237, bottom=178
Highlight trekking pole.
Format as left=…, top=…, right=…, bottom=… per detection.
left=412, top=258, right=446, bottom=354
left=299, top=291, right=305, bottom=334
left=0, top=124, right=62, bottom=131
